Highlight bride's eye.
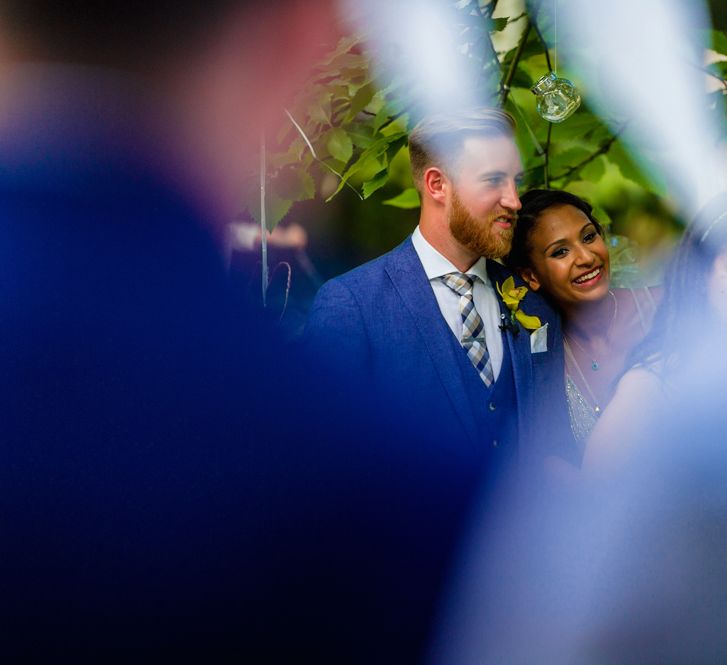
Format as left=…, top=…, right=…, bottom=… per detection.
left=550, top=247, right=568, bottom=258
left=583, top=231, right=597, bottom=243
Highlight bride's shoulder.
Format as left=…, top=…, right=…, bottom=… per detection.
left=613, top=285, right=662, bottom=313
left=615, top=363, right=665, bottom=398
left=583, top=363, right=667, bottom=474
left=612, top=286, right=662, bottom=339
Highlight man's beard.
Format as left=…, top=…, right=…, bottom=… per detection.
left=449, top=190, right=514, bottom=259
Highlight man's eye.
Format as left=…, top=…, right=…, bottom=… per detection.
left=483, top=176, right=504, bottom=186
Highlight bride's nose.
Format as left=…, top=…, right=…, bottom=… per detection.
left=573, top=244, right=596, bottom=266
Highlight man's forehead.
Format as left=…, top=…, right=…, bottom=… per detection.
left=461, top=133, right=516, bottom=152
left=459, top=134, right=521, bottom=167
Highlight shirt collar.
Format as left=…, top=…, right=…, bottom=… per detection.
left=411, top=226, right=491, bottom=286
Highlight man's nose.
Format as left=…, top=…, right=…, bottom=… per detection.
left=501, top=180, right=521, bottom=211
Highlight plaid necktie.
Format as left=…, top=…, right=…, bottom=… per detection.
left=441, top=272, right=495, bottom=387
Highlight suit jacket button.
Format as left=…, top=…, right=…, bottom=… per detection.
left=492, top=439, right=499, bottom=448
left=488, top=402, right=496, bottom=411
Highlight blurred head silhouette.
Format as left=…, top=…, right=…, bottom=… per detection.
left=0, top=1, right=339, bottom=222
left=0, top=2, right=344, bottom=661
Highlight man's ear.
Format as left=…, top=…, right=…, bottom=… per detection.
left=423, top=167, right=448, bottom=204
left=519, top=267, right=541, bottom=291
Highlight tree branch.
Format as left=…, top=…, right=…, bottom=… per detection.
left=377, top=110, right=409, bottom=132
left=530, top=14, right=553, bottom=73
left=470, top=0, right=503, bottom=94
left=481, top=0, right=499, bottom=20
left=499, top=20, right=532, bottom=106
left=697, top=63, right=727, bottom=91
left=284, top=108, right=364, bottom=200
left=544, top=122, right=552, bottom=187
left=550, top=132, right=622, bottom=182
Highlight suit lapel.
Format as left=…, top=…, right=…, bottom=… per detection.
left=487, top=260, right=533, bottom=442
left=385, top=239, right=479, bottom=447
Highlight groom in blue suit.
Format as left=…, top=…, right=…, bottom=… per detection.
left=302, top=108, right=569, bottom=663
left=306, top=109, right=566, bottom=476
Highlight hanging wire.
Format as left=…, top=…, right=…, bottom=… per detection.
left=510, top=95, right=545, bottom=155
left=553, top=0, right=557, bottom=75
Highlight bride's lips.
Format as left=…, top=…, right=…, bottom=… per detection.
left=572, top=266, right=604, bottom=287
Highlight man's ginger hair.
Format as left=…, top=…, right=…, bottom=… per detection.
left=408, top=108, right=516, bottom=192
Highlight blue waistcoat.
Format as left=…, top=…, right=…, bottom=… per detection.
left=445, top=326, right=519, bottom=470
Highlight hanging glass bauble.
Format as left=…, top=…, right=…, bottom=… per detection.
left=531, top=72, right=581, bottom=123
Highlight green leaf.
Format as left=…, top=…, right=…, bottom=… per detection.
left=580, top=155, right=606, bottom=182
left=710, top=29, right=727, bottom=56
left=268, top=138, right=308, bottom=171
left=710, top=60, right=727, bottom=80
left=373, top=104, right=391, bottom=132
left=383, top=187, right=420, bottom=209
left=362, top=169, right=390, bottom=199
left=490, top=17, right=509, bottom=32
left=348, top=129, right=376, bottom=149
left=329, top=85, right=353, bottom=103
left=325, top=135, right=399, bottom=200
left=591, top=205, right=613, bottom=230
left=341, top=67, right=368, bottom=85
left=510, top=70, right=534, bottom=90
left=509, top=29, right=544, bottom=61
left=274, top=168, right=315, bottom=202
left=553, top=110, right=603, bottom=135
left=381, top=121, right=409, bottom=139
left=609, top=141, right=653, bottom=190
left=326, top=128, right=353, bottom=163
left=365, top=90, right=387, bottom=116
left=249, top=193, right=293, bottom=231
left=318, top=34, right=361, bottom=67
left=308, top=99, right=331, bottom=127
left=550, top=144, right=592, bottom=160
left=325, top=153, right=384, bottom=202
left=319, top=52, right=368, bottom=73
left=347, top=82, right=376, bottom=120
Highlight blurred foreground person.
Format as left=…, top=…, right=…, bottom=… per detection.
left=0, top=5, right=533, bottom=664
left=427, top=194, right=727, bottom=664
left=585, top=192, right=727, bottom=471
left=507, top=189, right=657, bottom=462
left=0, top=2, right=351, bottom=661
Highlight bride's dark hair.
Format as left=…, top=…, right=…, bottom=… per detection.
left=506, top=188, right=604, bottom=271
left=626, top=192, right=727, bottom=375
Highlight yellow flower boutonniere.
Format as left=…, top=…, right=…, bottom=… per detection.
left=496, top=276, right=542, bottom=335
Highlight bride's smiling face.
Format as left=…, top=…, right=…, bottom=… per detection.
left=519, top=203, right=610, bottom=309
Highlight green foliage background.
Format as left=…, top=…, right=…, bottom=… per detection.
left=242, top=0, right=727, bottom=286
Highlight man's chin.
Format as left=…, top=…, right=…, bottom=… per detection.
left=465, top=234, right=512, bottom=260
left=450, top=213, right=513, bottom=260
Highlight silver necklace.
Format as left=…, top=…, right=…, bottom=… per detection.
left=564, top=338, right=602, bottom=414
left=563, top=290, right=618, bottom=371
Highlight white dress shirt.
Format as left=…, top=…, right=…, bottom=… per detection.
left=411, top=226, right=504, bottom=380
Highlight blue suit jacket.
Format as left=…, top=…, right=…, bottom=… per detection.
left=301, top=236, right=573, bottom=663
left=305, top=237, right=567, bottom=464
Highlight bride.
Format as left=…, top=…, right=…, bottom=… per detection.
left=584, top=193, right=727, bottom=472
left=506, top=189, right=658, bottom=462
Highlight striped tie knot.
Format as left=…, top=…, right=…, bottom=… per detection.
left=440, top=272, right=476, bottom=298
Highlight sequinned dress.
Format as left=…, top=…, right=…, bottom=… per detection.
left=565, top=287, right=657, bottom=449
